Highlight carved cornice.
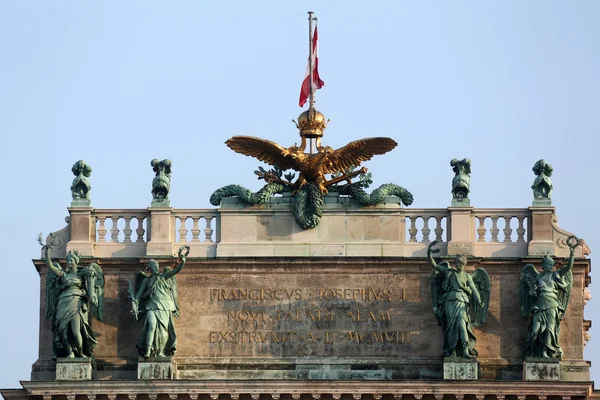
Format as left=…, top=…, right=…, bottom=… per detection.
left=17, top=380, right=594, bottom=400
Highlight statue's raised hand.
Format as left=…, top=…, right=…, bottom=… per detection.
left=427, top=240, right=440, bottom=256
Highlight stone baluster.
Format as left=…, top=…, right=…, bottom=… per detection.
left=136, top=217, right=146, bottom=242
left=422, top=217, right=431, bottom=243
left=191, top=217, right=201, bottom=242
left=205, top=216, right=214, bottom=242
left=408, top=216, right=418, bottom=242
left=476, top=216, right=487, bottom=242
left=178, top=217, right=189, bottom=242
left=97, top=217, right=107, bottom=243
left=503, top=216, right=513, bottom=243
left=490, top=216, right=499, bottom=242
left=434, top=216, right=444, bottom=242
left=123, top=216, right=133, bottom=243
left=516, top=216, right=526, bottom=243
left=110, top=216, right=120, bottom=243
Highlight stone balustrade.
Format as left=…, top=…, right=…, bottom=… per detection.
left=47, top=197, right=584, bottom=259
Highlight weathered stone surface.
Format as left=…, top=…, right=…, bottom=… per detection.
left=524, top=358, right=560, bottom=381
left=55, top=358, right=92, bottom=381
left=137, top=358, right=176, bottom=380
left=30, top=257, right=590, bottom=381
left=443, top=357, right=478, bottom=380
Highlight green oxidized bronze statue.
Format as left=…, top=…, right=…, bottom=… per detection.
left=151, top=159, right=172, bottom=207
left=531, top=159, right=553, bottom=205
left=428, top=240, right=490, bottom=358
left=450, top=158, right=471, bottom=206
left=70, top=160, right=92, bottom=206
left=129, top=246, right=189, bottom=358
left=210, top=108, right=413, bottom=229
left=520, top=236, right=578, bottom=359
left=39, top=233, right=104, bottom=358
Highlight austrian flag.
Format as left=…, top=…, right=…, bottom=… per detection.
left=299, top=25, right=324, bottom=107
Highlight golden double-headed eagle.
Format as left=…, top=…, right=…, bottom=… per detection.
left=225, top=135, right=397, bottom=194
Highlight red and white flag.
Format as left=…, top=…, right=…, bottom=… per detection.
left=299, top=25, right=324, bottom=107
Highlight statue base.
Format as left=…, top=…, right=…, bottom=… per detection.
left=451, top=198, right=470, bottom=207
left=443, top=357, right=478, bottom=380
left=151, top=198, right=171, bottom=207
left=524, top=357, right=560, bottom=381
left=55, top=357, right=92, bottom=381
left=532, top=198, right=552, bottom=207
left=70, top=199, right=91, bottom=207
left=138, top=357, right=177, bottom=380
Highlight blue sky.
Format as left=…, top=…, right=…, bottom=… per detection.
left=0, top=1, right=599, bottom=387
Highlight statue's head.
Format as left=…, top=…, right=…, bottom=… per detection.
left=542, top=254, right=555, bottom=272
left=146, top=259, right=159, bottom=274
left=455, top=254, right=467, bottom=271
left=66, top=250, right=80, bottom=270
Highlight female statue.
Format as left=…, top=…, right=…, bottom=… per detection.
left=428, top=240, right=490, bottom=358
left=520, top=237, right=578, bottom=359
left=130, top=246, right=188, bottom=358
left=40, top=234, right=104, bottom=358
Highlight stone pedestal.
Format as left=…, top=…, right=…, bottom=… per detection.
left=443, top=357, right=478, bottom=380
left=524, top=358, right=560, bottom=381
left=138, top=357, right=177, bottom=380
left=55, top=358, right=92, bottom=381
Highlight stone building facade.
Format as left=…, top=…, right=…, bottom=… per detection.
left=1, top=195, right=597, bottom=400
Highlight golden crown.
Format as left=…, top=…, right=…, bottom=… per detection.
left=293, top=108, right=329, bottom=139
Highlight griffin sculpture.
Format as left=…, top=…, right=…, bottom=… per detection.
left=225, top=136, right=397, bottom=193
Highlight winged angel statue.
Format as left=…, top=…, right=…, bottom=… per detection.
left=427, top=241, right=490, bottom=358
left=211, top=135, right=414, bottom=229
left=39, top=233, right=104, bottom=358
left=520, top=236, right=578, bottom=359
left=129, top=246, right=188, bottom=358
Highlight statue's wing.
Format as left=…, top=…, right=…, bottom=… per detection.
left=557, top=267, right=573, bottom=319
left=323, top=137, right=397, bottom=174
left=225, top=136, right=298, bottom=171
left=164, top=266, right=180, bottom=319
left=88, top=263, right=105, bottom=321
left=45, top=262, right=63, bottom=320
left=470, top=268, right=491, bottom=327
left=134, top=271, right=148, bottom=313
left=430, top=267, right=445, bottom=325
left=520, top=264, right=539, bottom=317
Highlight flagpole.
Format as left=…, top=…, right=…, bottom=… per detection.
left=308, top=11, right=316, bottom=111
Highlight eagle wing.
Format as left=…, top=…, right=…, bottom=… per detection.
left=225, top=136, right=299, bottom=171
left=323, top=137, right=397, bottom=173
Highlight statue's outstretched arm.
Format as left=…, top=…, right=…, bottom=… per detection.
left=163, top=256, right=186, bottom=280
left=558, top=244, right=576, bottom=277
left=44, top=246, right=63, bottom=277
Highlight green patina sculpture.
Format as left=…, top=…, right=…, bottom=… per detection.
left=151, top=159, right=172, bottom=207
left=520, top=236, right=578, bottom=359
left=129, top=246, right=189, bottom=358
left=428, top=240, right=490, bottom=358
left=39, top=233, right=104, bottom=358
left=70, top=160, right=92, bottom=206
left=450, top=158, right=471, bottom=206
left=531, top=159, right=553, bottom=205
left=210, top=166, right=413, bottom=230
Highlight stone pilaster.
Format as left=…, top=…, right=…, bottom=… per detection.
left=447, top=207, right=475, bottom=256
left=527, top=206, right=556, bottom=256
left=146, top=207, right=174, bottom=256
left=66, top=207, right=95, bottom=256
